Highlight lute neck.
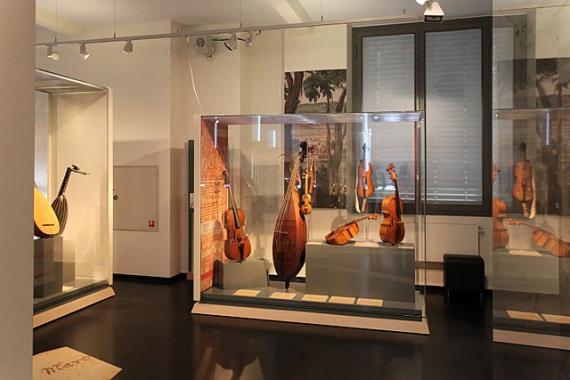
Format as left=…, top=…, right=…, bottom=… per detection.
left=57, top=167, right=73, bottom=197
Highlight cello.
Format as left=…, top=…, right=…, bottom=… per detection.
left=512, top=143, right=535, bottom=218
left=325, top=214, right=378, bottom=245
left=273, top=142, right=308, bottom=289
left=222, top=171, right=252, bottom=262
left=356, top=143, right=374, bottom=213
left=380, top=163, right=405, bottom=245
left=492, top=164, right=509, bottom=250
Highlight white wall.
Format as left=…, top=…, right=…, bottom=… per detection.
left=0, top=1, right=34, bottom=377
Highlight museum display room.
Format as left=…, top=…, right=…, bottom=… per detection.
left=3, top=0, right=570, bottom=376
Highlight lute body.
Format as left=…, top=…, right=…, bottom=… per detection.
left=34, top=186, right=60, bottom=238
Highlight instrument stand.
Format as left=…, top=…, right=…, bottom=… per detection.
left=214, top=258, right=269, bottom=289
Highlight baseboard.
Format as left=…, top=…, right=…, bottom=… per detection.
left=34, top=286, right=115, bottom=328
left=192, top=302, right=430, bottom=335
left=113, top=273, right=187, bottom=284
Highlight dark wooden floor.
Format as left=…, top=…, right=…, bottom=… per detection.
left=33, top=279, right=570, bottom=379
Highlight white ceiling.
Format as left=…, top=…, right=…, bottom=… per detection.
left=36, top=0, right=497, bottom=33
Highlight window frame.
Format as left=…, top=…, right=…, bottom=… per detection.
left=352, top=17, right=493, bottom=217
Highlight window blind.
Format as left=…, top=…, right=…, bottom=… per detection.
left=425, top=29, right=483, bottom=205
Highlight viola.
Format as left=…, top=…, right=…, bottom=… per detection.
left=273, top=142, right=308, bottom=289
left=325, top=214, right=378, bottom=245
left=356, top=143, right=374, bottom=212
left=380, top=163, right=405, bottom=245
left=512, top=143, right=535, bottom=218
left=492, top=164, right=509, bottom=250
left=508, top=219, right=570, bottom=257
left=222, top=171, right=252, bottom=262
left=301, top=146, right=315, bottom=215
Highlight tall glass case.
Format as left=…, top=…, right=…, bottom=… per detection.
left=492, top=108, right=570, bottom=344
left=192, top=112, right=426, bottom=328
left=34, top=69, right=113, bottom=314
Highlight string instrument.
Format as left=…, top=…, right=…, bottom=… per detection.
left=222, top=171, right=252, bottom=262
left=325, top=214, right=378, bottom=246
left=512, top=143, right=535, bottom=218
left=34, top=186, right=60, bottom=238
left=380, top=163, right=405, bottom=245
left=51, top=165, right=88, bottom=235
left=508, top=219, right=569, bottom=257
left=301, top=146, right=315, bottom=215
left=273, top=142, right=308, bottom=289
left=492, top=164, right=509, bottom=250
left=356, top=143, right=374, bottom=213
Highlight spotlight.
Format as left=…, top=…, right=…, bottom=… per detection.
left=424, top=0, right=444, bottom=23
left=244, top=31, right=255, bottom=48
left=122, top=40, right=133, bottom=54
left=79, top=43, right=90, bottom=60
left=416, top=0, right=428, bottom=4
left=225, top=33, right=237, bottom=51
left=47, top=45, right=60, bottom=61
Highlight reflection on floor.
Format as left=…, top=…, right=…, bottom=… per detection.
left=33, top=278, right=570, bottom=380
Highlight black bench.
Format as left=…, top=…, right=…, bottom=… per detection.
left=443, top=254, right=484, bottom=304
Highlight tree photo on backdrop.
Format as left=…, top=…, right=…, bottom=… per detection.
left=284, top=69, right=348, bottom=209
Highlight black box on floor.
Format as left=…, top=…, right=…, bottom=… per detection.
left=443, top=254, right=484, bottom=301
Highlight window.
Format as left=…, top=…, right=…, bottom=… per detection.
left=353, top=19, right=492, bottom=216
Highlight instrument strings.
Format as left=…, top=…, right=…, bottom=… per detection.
left=274, top=155, right=302, bottom=236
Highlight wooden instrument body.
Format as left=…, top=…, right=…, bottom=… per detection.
left=223, top=207, right=252, bottom=261
left=325, top=215, right=377, bottom=246
left=273, top=143, right=308, bottom=288
left=356, top=160, right=374, bottom=199
left=508, top=219, right=570, bottom=257
left=492, top=197, right=509, bottom=250
left=34, top=187, right=60, bottom=238
left=512, top=160, right=534, bottom=202
left=380, top=195, right=405, bottom=245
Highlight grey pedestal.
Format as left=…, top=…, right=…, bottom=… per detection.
left=34, top=237, right=63, bottom=298
left=305, top=241, right=416, bottom=302
left=214, top=259, right=269, bottom=289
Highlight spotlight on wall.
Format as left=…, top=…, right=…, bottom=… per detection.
left=122, top=40, right=133, bottom=54
left=423, top=0, right=444, bottom=23
left=244, top=31, right=255, bottom=48
left=79, top=43, right=90, bottom=60
left=47, top=45, right=60, bottom=61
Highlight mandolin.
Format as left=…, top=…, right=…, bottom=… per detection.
left=222, top=171, right=252, bottom=262
left=34, top=186, right=60, bottom=238
left=325, top=214, right=378, bottom=246
left=508, top=219, right=569, bottom=257
left=356, top=143, right=374, bottom=213
left=380, top=163, right=405, bottom=245
left=300, top=146, right=315, bottom=215
left=512, top=143, right=535, bottom=218
left=51, top=165, right=88, bottom=235
left=273, top=142, right=308, bottom=289
left=492, top=164, right=509, bottom=250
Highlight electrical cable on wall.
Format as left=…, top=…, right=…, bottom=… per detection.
left=186, top=46, right=204, bottom=115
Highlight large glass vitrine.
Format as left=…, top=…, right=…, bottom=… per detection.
left=34, top=69, right=113, bottom=319
left=192, top=112, right=427, bottom=331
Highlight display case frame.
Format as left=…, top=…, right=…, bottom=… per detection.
left=492, top=107, right=570, bottom=350
left=191, top=112, right=429, bottom=334
left=33, top=69, right=114, bottom=327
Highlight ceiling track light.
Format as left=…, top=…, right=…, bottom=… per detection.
left=47, top=45, right=60, bottom=61
left=80, top=43, right=90, bottom=60
left=423, top=0, right=444, bottom=23
left=224, top=33, right=237, bottom=51
left=122, top=40, right=133, bottom=54
left=244, top=31, right=255, bottom=48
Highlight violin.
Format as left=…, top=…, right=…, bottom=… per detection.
left=325, top=214, right=378, bottom=246
left=222, top=171, right=252, bottom=262
left=492, top=165, right=509, bottom=250
left=380, top=163, right=405, bottom=245
left=301, top=146, right=315, bottom=215
left=356, top=143, right=374, bottom=213
left=508, top=219, right=570, bottom=257
left=512, top=143, right=535, bottom=218
left=273, top=142, right=308, bottom=289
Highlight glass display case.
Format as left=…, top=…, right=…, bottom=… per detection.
left=492, top=108, right=570, bottom=347
left=33, top=69, right=114, bottom=322
left=192, top=112, right=427, bottom=332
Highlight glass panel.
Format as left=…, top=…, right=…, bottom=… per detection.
left=197, top=112, right=426, bottom=321
left=426, top=29, right=483, bottom=205
left=362, top=34, right=416, bottom=202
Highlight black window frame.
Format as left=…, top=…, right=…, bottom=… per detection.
left=352, top=17, right=493, bottom=217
